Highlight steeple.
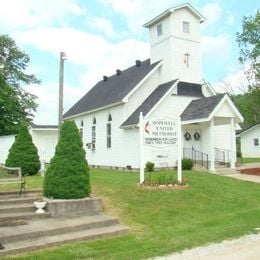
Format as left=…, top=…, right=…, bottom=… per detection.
left=144, top=3, right=205, bottom=84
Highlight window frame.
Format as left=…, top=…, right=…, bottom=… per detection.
left=106, top=114, right=112, bottom=149
left=254, top=138, right=259, bottom=146
left=91, top=118, right=96, bottom=149
left=157, top=23, right=163, bottom=37
left=183, top=21, right=190, bottom=33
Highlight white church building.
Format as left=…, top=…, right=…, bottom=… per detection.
left=64, top=3, right=243, bottom=171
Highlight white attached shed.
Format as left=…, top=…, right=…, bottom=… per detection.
left=0, top=124, right=58, bottom=165
left=237, top=122, right=260, bottom=158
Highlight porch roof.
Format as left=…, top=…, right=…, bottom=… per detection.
left=181, top=94, right=224, bottom=121
left=181, top=94, right=244, bottom=124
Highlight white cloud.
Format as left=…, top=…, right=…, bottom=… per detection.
left=17, top=27, right=149, bottom=124
left=202, top=34, right=232, bottom=65
left=14, top=27, right=149, bottom=88
left=98, top=0, right=143, bottom=16
left=98, top=0, right=181, bottom=34
left=87, top=17, right=116, bottom=38
left=24, top=82, right=86, bottom=124
left=227, top=14, right=235, bottom=25
left=212, top=67, right=249, bottom=94
left=0, top=0, right=86, bottom=29
left=201, top=2, right=222, bottom=26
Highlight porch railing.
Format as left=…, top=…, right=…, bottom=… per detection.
left=183, top=147, right=209, bottom=170
left=214, top=148, right=230, bottom=166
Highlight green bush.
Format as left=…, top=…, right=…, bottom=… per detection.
left=146, top=161, right=155, bottom=172
left=5, top=124, right=40, bottom=176
left=182, top=158, right=193, bottom=170
left=43, top=121, right=90, bottom=199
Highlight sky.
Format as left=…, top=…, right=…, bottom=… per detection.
left=0, top=0, right=258, bottom=125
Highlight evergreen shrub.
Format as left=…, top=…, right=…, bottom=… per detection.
left=5, top=124, right=40, bottom=176
left=182, top=158, right=193, bottom=170
left=146, top=161, right=155, bottom=172
left=43, top=121, right=90, bottom=199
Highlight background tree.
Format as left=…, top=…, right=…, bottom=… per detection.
left=236, top=10, right=260, bottom=87
left=229, top=10, right=260, bottom=128
left=0, top=35, right=40, bottom=135
left=43, top=121, right=90, bottom=199
left=5, top=124, right=40, bottom=176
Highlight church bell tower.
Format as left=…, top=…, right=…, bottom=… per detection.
left=143, top=3, right=205, bottom=84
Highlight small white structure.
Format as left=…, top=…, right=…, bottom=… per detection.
left=237, top=122, right=260, bottom=158
left=64, top=3, right=243, bottom=171
left=0, top=124, right=58, bottom=166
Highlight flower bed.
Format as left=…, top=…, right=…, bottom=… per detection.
left=240, top=168, right=260, bottom=176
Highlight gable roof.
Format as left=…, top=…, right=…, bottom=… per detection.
left=181, top=94, right=225, bottom=122
left=237, top=122, right=260, bottom=137
left=64, top=59, right=160, bottom=119
left=121, top=80, right=178, bottom=127
left=143, top=3, right=206, bottom=28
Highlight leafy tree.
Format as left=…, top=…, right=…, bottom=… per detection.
left=0, top=35, right=40, bottom=135
left=43, top=121, right=90, bottom=199
left=231, top=91, right=260, bottom=128
left=5, top=124, right=40, bottom=176
left=236, top=10, right=260, bottom=87
left=231, top=12, right=260, bottom=128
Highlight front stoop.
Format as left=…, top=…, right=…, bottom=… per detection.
left=0, top=191, right=129, bottom=257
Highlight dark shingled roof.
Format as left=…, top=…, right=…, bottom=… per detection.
left=177, top=81, right=203, bottom=97
left=121, top=79, right=177, bottom=127
left=64, top=59, right=160, bottom=118
left=181, top=94, right=225, bottom=121
left=31, top=123, right=58, bottom=129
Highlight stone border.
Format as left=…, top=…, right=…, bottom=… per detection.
left=138, top=183, right=188, bottom=190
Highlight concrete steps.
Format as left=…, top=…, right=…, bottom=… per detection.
left=0, top=223, right=128, bottom=256
left=0, top=191, right=129, bottom=257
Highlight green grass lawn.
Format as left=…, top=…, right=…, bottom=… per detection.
left=242, top=157, right=260, bottom=163
left=3, top=169, right=260, bottom=259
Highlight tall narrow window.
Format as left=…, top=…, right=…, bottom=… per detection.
left=107, top=114, right=112, bottom=148
left=183, top=21, right=190, bottom=33
left=92, top=117, right=96, bottom=149
left=80, top=120, right=84, bottom=138
left=254, top=138, right=259, bottom=146
left=157, top=24, right=163, bottom=36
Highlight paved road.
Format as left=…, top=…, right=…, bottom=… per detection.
left=154, top=233, right=260, bottom=260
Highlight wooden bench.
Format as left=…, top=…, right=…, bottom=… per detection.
left=0, top=166, right=25, bottom=196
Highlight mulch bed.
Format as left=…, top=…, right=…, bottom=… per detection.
left=240, top=168, right=260, bottom=176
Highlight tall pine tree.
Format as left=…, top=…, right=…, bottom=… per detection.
left=43, top=121, right=90, bottom=199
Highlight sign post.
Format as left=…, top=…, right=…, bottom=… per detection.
left=139, top=112, right=145, bottom=183
left=177, top=116, right=182, bottom=183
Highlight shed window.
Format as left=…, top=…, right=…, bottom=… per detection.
left=183, top=21, right=190, bottom=33
left=254, top=138, right=259, bottom=146
left=107, top=114, right=112, bottom=148
left=157, top=24, right=163, bottom=36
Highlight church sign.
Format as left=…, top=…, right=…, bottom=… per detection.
left=144, top=118, right=178, bottom=146
left=139, top=113, right=182, bottom=184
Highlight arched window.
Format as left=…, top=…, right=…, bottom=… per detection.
left=80, top=120, right=84, bottom=138
left=107, top=114, right=112, bottom=148
left=91, top=117, right=96, bottom=149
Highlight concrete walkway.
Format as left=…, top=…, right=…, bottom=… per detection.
left=221, top=163, right=260, bottom=184
left=153, top=233, right=260, bottom=260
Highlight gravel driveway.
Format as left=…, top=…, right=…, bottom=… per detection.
left=153, top=233, right=260, bottom=260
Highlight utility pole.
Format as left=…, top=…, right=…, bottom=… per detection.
left=58, top=51, right=67, bottom=139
